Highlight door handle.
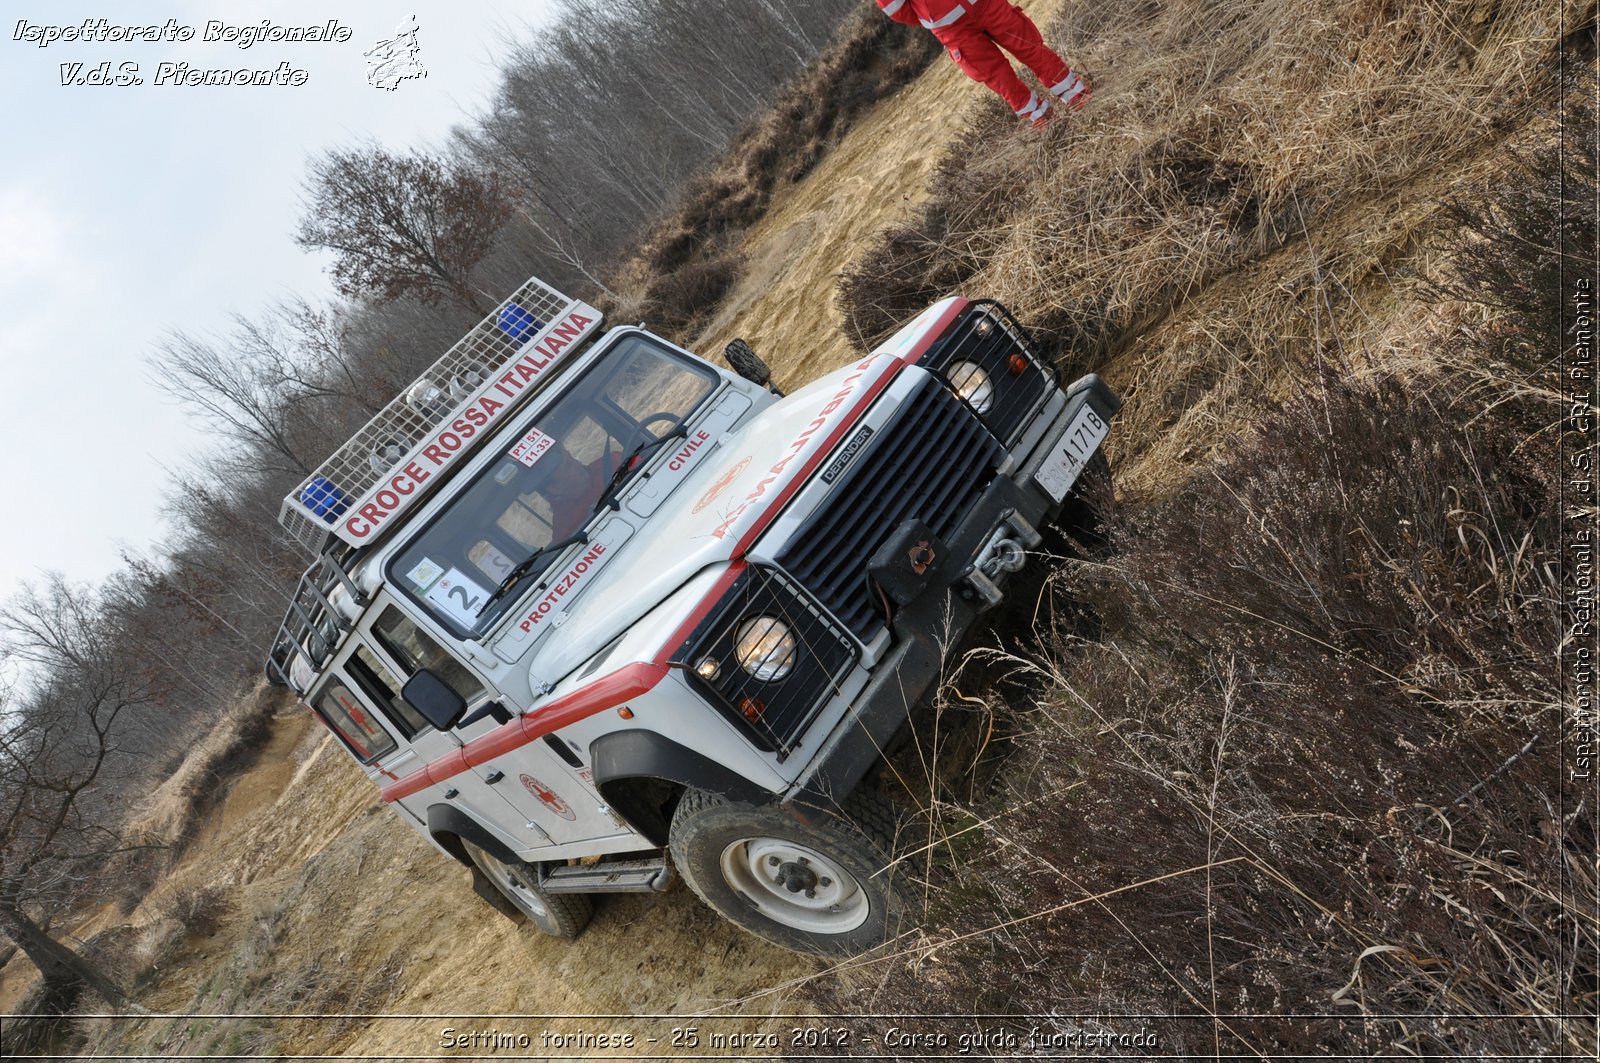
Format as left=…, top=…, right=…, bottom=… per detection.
left=484, top=770, right=505, bottom=784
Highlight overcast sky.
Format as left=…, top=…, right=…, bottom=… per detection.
left=0, top=1, right=557, bottom=603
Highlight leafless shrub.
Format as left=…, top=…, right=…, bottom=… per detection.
left=839, top=0, right=1577, bottom=384
left=120, top=684, right=282, bottom=878
left=1418, top=71, right=1597, bottom=420
left=156, top=885, right=233, bottom=940
left=636, top=251, right=748, bottom=336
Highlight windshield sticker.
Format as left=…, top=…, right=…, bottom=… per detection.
left=406, top=557, right=444, bottom=590
left=468, top=540, right=516, bottom=583
left=425, top=568, right=492, bottom=628
left=509, top=426, right=557, bottom=467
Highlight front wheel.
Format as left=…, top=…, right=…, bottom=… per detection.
left=461, top=840, right=594, bottom=939
left=669, top=788, right=911, bottom=956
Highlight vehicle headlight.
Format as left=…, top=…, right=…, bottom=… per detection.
left=948, top=361, right=995, bottom=414
left=733, top=616, right=798, bottom=681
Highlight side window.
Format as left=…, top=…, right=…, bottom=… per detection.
left=315, top=681, right=398, bottom=764
left=347, top=643, right=430, bottom=738
left=371, top=605, right=486, bottom=704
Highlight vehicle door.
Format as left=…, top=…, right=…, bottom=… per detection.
left=369, top=591, right=636, bottom=849
left=454, top=707, right=633, bottom=849
left=353, top=605, right=557, bottom=851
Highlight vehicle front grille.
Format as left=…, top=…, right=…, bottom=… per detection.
left=676, top=566, right=857, bottom=760
left=919, top=301, right=1054, bottom=448
left=775, top=376, right=1004, bottom=642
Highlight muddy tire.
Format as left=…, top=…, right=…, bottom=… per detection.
left=668, top=788, right=910, bottom=956
left=461, top=840, right=594, bottom=939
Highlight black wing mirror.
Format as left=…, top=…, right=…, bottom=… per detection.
left=401, top=669, right=467, bottom=731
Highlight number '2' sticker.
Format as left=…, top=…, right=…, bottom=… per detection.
left=425, top=568, right=492, bottom=627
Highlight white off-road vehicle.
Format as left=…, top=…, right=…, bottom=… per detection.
left=267, top=277, right=1118, bottom=954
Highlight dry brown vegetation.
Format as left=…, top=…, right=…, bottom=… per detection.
left=807, top=0, right=1594, bottom=1055
left=605, top=6, right=940, bottom=335
left=123, top=683, right=280, bottom=872
left=841, top=0, right=1592, bottom=480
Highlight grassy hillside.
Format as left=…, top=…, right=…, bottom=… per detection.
left=812, top=0, right=1595, bottom=1056
left=3, top=0, right=1592, bottom=1057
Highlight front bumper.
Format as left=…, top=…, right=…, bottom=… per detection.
left=784, top=373, right=1119, bottom=818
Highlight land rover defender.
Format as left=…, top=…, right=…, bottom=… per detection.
left=266, top=276, right=1118, bottom=954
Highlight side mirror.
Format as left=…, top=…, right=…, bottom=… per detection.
left=402, top=669, right=467, bottom=731
left=725, top=339, right=779, bottom=393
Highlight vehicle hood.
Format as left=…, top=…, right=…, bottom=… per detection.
left=491, top=297, right=969, bottom=686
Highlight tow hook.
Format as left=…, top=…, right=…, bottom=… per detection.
left=962, top=510, right=1043, bottom=609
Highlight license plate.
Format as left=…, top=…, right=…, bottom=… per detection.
left=1035, top=404, right=1109, bottom=503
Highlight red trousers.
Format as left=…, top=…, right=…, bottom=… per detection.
left=936, top=0, right=1075, bottom=116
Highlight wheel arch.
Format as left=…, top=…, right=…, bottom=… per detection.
left=426, top=803, right=520, bottom=868
left=590, top=729, right=770, bottom=847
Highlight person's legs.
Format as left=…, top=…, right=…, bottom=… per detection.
left=940, top=22, right=1052, bottom=123
left=974, top=0, right=1090, bottom=109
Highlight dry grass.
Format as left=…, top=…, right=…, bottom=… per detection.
left=109, top=682, right=282, bottom=915
left=840, top=0, right=1591, bottom=487
left=815, top=364, right=1580, bottom=1055
left=807, top=2, right=1594, bottom=1056
left=603, top=6, right=940, bottom=336
left=74, top=812, right=408, bottom=1061
left=125, top=682, right=281, bottom=852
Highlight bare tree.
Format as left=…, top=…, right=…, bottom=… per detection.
left=150, top=321, right=320, bottom=479
left=0, top=578, right=157, bottom=1010
left=296, top=146, right=512, bottom=313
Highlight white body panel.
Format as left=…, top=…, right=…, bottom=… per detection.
left=273, top=278, right=1113, bottom=877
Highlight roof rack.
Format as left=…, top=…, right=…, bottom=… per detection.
left=278, top=276, right=603, bottom=553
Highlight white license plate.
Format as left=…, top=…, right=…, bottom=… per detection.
left=1035, top=404, right=1109, bottom=503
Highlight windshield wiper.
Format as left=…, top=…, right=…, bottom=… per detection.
left=598, top=422, right=690, bottom=506
left=475, top=530, right=588, bottom=619
left=476, top=425, right=691, bottom=622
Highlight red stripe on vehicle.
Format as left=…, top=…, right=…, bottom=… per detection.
left=648, top=301, right=969, bottom=667
left=899, top=298, right=967, bottom=365
left=725, top=301, right=966, bottom=556
left=508, top=661, right=664, bottom=749
left=380, top=661, right=667, bottom=803
left=650, top=562, right=747, bottom=669
left=730, top=364, right=904, bottom=557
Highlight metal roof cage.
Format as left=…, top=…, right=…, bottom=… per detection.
left=278, top=277, right=600, bottom=553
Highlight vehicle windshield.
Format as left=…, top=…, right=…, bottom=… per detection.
left=388, top=334, right=718, bottom=638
